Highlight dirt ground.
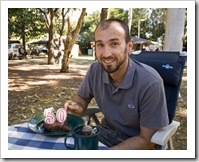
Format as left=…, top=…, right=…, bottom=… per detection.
left=8, top=56, right=187, bottom=150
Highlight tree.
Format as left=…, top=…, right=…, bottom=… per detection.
left=128, top=8, right=133, bottom=33
left=55, top=8, right=68, bottom=52
left=8, top=8, right=46, bottom=50
left=129, top=8, right=147, bottom=38
left=163, top=9, right=186, bottom=51
left=100, top=8, right=109, bottom=22
left=148, top=8, right=167, bottom=41
left=38, top=8, right=59, bottom=65
left=109, top=8, right=128, bottom=22
left=79, top=10, right=100, bottom=54
left=60, top=8, right=87, bottom=73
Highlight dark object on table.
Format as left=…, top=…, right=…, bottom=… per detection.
left=43, top=121, right=70, bottom=132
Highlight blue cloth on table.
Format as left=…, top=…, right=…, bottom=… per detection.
left=8, top=123, right=109, bottom=150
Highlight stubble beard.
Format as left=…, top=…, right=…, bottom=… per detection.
left=98, top=48, right=128, bottom=74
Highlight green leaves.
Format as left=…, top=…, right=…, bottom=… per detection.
left=8, top=8, right=47, bottom=41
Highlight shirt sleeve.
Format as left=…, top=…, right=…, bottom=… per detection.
left=77, top=63, right=94, bottom=101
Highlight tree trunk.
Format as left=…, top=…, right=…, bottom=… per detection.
left=163, top=9, right=186, bottom=52
left=38, top=8, right=58, bottom=65
left=128, top=8, right=132, bottom=33
left=47, top=9, right=55, bottom=65
left=100, top=8, right=108, bottom=22
left=60, top=8, right=86, bottom=73
left=58, top=8, right=67, bottom=51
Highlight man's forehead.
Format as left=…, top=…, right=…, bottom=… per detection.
left=95, top=22, right=125, bottom=40
left=98, top=21, right=123, bottom=31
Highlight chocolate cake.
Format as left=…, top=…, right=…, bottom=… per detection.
left=43, top=121, right=70, bottom=132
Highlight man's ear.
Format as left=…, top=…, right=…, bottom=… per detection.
left=127, top=39, right=134, bottom=54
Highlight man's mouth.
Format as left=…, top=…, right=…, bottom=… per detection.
left=103, top=59, right=115, bottom=65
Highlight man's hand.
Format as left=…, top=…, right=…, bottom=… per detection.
left=64, top=100, right=83, bottom=116
left=63, top=94, right=90, bottom=116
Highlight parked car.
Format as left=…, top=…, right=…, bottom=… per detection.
left=8, top=40, right=26, bottom=60
left=27, top=40, right=48, bottom=57
left=30, top=44, right=48, bottom=55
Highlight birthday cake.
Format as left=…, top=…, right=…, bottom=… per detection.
left=42, top=107, right=70, bottom=132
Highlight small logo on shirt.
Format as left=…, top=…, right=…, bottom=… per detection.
left=128, top=104, right=135, bottom=109
left=162, top=64, right=173, bottom=69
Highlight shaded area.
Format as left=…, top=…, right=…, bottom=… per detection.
left=8, top=57, right=95, bottom=125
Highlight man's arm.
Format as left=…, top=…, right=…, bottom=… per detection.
left=111, top=125, right=158, bottom=150
left=64, top=94, right=91, bottom=116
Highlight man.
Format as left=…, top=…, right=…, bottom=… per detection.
left=64, top=18, right=169, bottom=150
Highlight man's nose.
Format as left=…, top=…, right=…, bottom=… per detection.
left=103, top=46, right=111, bottom=57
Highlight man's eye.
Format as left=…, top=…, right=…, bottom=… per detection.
left=97, top=43, right=104, bottom=48
left=111, top=42, right=118, bottom=47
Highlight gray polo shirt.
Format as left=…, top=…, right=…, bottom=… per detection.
left=78, top=58, right=169, bottom=137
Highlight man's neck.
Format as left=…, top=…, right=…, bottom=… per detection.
left=109, top=59, right=129, bottom=86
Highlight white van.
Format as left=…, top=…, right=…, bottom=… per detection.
left=8, top=40, right=26, bottom=60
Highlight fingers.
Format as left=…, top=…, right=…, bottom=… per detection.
left=64, top=100, right=75, bottom=110
left=64, top=100, right=81, bottom=115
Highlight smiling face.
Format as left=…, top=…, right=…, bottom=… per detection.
left=95, top=21, right=132, bottom=74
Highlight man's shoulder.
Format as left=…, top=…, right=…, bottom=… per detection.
left=130, top=59, right=163, bottom=84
